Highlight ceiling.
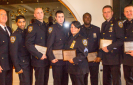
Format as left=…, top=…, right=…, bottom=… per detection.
left=0, top=1, right=74, bottom=19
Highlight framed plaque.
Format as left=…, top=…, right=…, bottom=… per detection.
left=53, top=50, right=63, bottom=60
left=63, top=50, right=76, bottom=61
left=35, top=44, right=47, bottom=55
left=87, top=52, right=97, bottom=62
left=100, top=39, right=112, bottom=49
left=124, top=41, right=133, bottom=52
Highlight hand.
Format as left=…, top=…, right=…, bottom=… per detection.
left=102, top=46, right=109, bottom=53
left=40, top=54, right=47, bottom=60
left=126, top=51, right=133, bottom=56
left=94, top=57, right=101, bottom=63
left=51, top=59, right=58, bottom=63
left=0, top=66, right=3, bottom=73
left=69, top=59, right=74, bottom=64
left=17, top=69, right=23, bottom=74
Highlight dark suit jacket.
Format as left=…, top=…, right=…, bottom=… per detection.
left=47, top=23, right=69, bottom=65
left=123, top=19, right=133, bottom=66
left=65, top=33, right=89, bottom=75
left=0, top=26, right=12, bottom=71
left=10, top=28, right=30, bottom=72
left=80, top=24, right=100, bottom=66
left=25, top=19, right=49, bottom=67
left=98, top=17, right=124, bottom=65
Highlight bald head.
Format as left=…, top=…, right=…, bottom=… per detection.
left=0, top=9, right=7, bottom=26
left=34, top=8, right=44, bottom=22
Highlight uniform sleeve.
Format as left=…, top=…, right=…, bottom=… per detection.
left=96, top=28, right=101, bottom=57
left=25, top=26, right=42, bottom=59
left=9, top=35, right=21, bottom=72
left=73, top=39, right=88, bottom=64
left=47, top=27, right=56, bottom=61
left=97, top=24, right=105, bottom=59
left=107, top=21, right=124, bottom=51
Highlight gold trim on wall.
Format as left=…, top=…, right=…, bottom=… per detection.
left=58, top=0, right=77, bottom=21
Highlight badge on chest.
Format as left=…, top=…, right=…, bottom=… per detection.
left=70, top=40, right=76, bottom=49
left=109, top=24, right=113, bottom=32
left=93, top=33, right=97, bottom=38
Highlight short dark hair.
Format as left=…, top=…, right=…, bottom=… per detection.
left=16, top=15, right=25, bottom=22
left=70, top=21, right=81, bottom=29
left=55, top=10, right=64, bottom=16
left=30, top=18, right=35, bottom=24
left=102, top=5, right=113, bottom=11
left=83, top=12, right=92, bottom=19
left=124, top=4, right=133, bottom=8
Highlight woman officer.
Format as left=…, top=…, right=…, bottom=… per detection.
left=65, top=21, right=89, bottom=85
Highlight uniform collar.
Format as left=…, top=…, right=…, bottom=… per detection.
left=82, top=24, right=92, bottom=29
left=56, top=23, right=63, bottom=28
left=17, top=27, right=24, bottom=33
left=35, top=19, right=45, bottom=26
left=126, top=19, right=133, bottom=24
left=73, top=32, right=80, bottom=39
left=106, top=17, right=115, bottom=24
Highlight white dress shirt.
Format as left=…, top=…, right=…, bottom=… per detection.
left=0, top=24, right=11, bottom=36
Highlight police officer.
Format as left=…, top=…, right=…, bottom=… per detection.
left=47, top=10, right=69, bottom=85
left=25, top=8, right=49, bottom=85
left=80, top=13, right=100, bottom=85
left=65, top=21, right=89, bottom=85
left=98, top=5, right=124, bottom=85
left=0, top=9, right=13, bottom=85
left=123, top=4, right=133, bottom=85
left=9, top=15, right=31, bottom=85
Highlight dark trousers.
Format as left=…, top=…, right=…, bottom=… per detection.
left=52, top=65, right=68, bottom=85
left=18, top=64, right=31, bottom=85
left=0, top=69, right=13, bottom=85
left=70, top=74, right=85, bottom=85
left=103, top=65, right=121, bottom=85
left=84, top=65, right=99, bottom=85
left=30, top=66, right=33, bottom=85
left=34, top=65, right=50, bottom=85
left=123, top=65, right=133, bottom=85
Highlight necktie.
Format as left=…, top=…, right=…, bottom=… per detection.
left=4, top=27, right=9, bottom=36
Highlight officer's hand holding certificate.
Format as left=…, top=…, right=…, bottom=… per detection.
left=63, top=50, right=76, bottom=61
left=100, top=39, right=112, bottom=49
left=35, top=44, right=47, bottom=55
left=87, top=52, right=97, bottom=62
left=124, top=42, right=133, bottom=53
left=53, top=50, right=63, bottom=60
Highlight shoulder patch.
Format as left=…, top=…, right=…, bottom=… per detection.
left=48, top=27, right=53, bottom=34
left=10, top=36, right=16, bottom=43
left=82, top=39, right=88, bottom=46
left=28, top=26, right=33, bottom=33
left=118, top=21, right=123, bottom=28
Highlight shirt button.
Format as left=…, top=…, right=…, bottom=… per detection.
left=87, top=38, right=89, bottom=39
left=125, top=37, right=127, bottom=39
left=3, top=41, right=4, bottom=42
left=23, top=46, right=25, bottom=47
left=41, top=37, right=42, bottom=39
left=60, top=39, right=61, bottom=40
left=23, top=60, right=25, bottom=62
left=103, top=33, right=105, bottom=35
left=2, top=57, right=4, bottom=59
